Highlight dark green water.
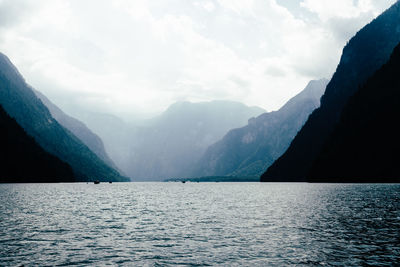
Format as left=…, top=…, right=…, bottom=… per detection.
left=0, top=183, right=399, bottom=266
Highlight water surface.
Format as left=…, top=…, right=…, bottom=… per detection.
left=0, top=183, right=399, bottom=266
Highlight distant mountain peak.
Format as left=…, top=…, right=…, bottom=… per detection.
left=164, top=100, right=265, bottom=114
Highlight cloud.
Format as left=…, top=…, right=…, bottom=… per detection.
left=301, top=0, right=364, bottom=21
left=195, top=1, right=215, bottom=12
left=301, top=0, right=396, bottom=21
left=0, top=0, right=35, bottom=29
left=0, top=0, right=397, bottom=119
left=301, top=0, right=397, bottom=43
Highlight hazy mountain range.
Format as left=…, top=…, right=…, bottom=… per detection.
left=70, top=112, right=133, bottom=175
left=67, top=81, right=328, bottom=182
left=2, top=1, right=400, bottom=183
left=80, top=101, right=265, bottom=181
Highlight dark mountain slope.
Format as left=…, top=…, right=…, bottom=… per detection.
left=0, top=52, right=128, bottom=182
left=34, top=89, right=118, bottom=170
left=195, top=79, right=327, bottom=177
left=308, top=43, right=400, bottom=182
left=262, top=2, right=400, bottom=182
left=0, top=104, right=75, bottom=182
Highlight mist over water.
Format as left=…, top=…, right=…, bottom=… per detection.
left=1, top=183, right=399, bottom=266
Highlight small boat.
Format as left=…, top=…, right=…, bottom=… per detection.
left=181, top=180, right=186, bottom=183
left=94, top=180, right=100, bottom=184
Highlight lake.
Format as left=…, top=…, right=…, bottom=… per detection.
left=0, top=183, right=399, bottom=266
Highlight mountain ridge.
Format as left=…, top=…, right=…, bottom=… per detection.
left=0, top=52, right=128, bottom=182
left=194, top=79, right=327, bottom=177
left=34, top=89, right=119, bottom=171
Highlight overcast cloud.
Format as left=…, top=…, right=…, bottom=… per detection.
left=0, top=0, right=396, bottom=119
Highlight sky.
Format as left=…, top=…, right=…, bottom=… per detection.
left=0, top=0, right=397, bottom=120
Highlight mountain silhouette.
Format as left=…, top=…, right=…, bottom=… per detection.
left=0, top=52, right=128, bottom=182
left=262, top=2, right=400, bottom=182
left=0, top=104, right=75, bottom=182
left=308, top=42, right=400, bottom=182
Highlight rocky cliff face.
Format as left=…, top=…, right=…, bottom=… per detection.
left=195, top=79, right=327, bottom=177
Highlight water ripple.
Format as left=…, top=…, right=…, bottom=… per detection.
left=0, top=183, right=399, bottom=266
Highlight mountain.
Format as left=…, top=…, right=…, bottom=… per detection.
left=0, top=52, right=128, bottom=182
left=123, top=101, right=264, bottom=181
left=70, top=112, right=134, bottom=174
left=262, top=2, right=400, bottom=182
left=195, top=79, right=327, bottom=177
left=34, top=90, right=118, bottom=171
left=308, top=42, right=400, bottom=182
left=0, top=104, right=75, bottom=182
